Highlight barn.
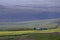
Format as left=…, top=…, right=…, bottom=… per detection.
left=34, top=27, right=48, bottom=30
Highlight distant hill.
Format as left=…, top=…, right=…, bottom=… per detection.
left=0, top=5, right=60, bottom=22
left=0, top=18, right=60, bottom=30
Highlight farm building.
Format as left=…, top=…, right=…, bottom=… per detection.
left=34, top=27, right=48, bottom=30
left=34, top=24, right=48, bottom=30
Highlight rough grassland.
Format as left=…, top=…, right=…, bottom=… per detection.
left=0, top=28, right=60, bottom=40
left=0, top=28, right=60, bottom=36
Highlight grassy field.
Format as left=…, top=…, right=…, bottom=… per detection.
left=0, top=28, right=60, bottom=40
left=0, top=28, right=60, bottom=36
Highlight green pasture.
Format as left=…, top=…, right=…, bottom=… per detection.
left=0, top=28, right=60, bottom=37
left=0, top=28, right=60, bottom=40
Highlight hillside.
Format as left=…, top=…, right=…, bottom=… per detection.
left=0, top=18, right=60, bottom=30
